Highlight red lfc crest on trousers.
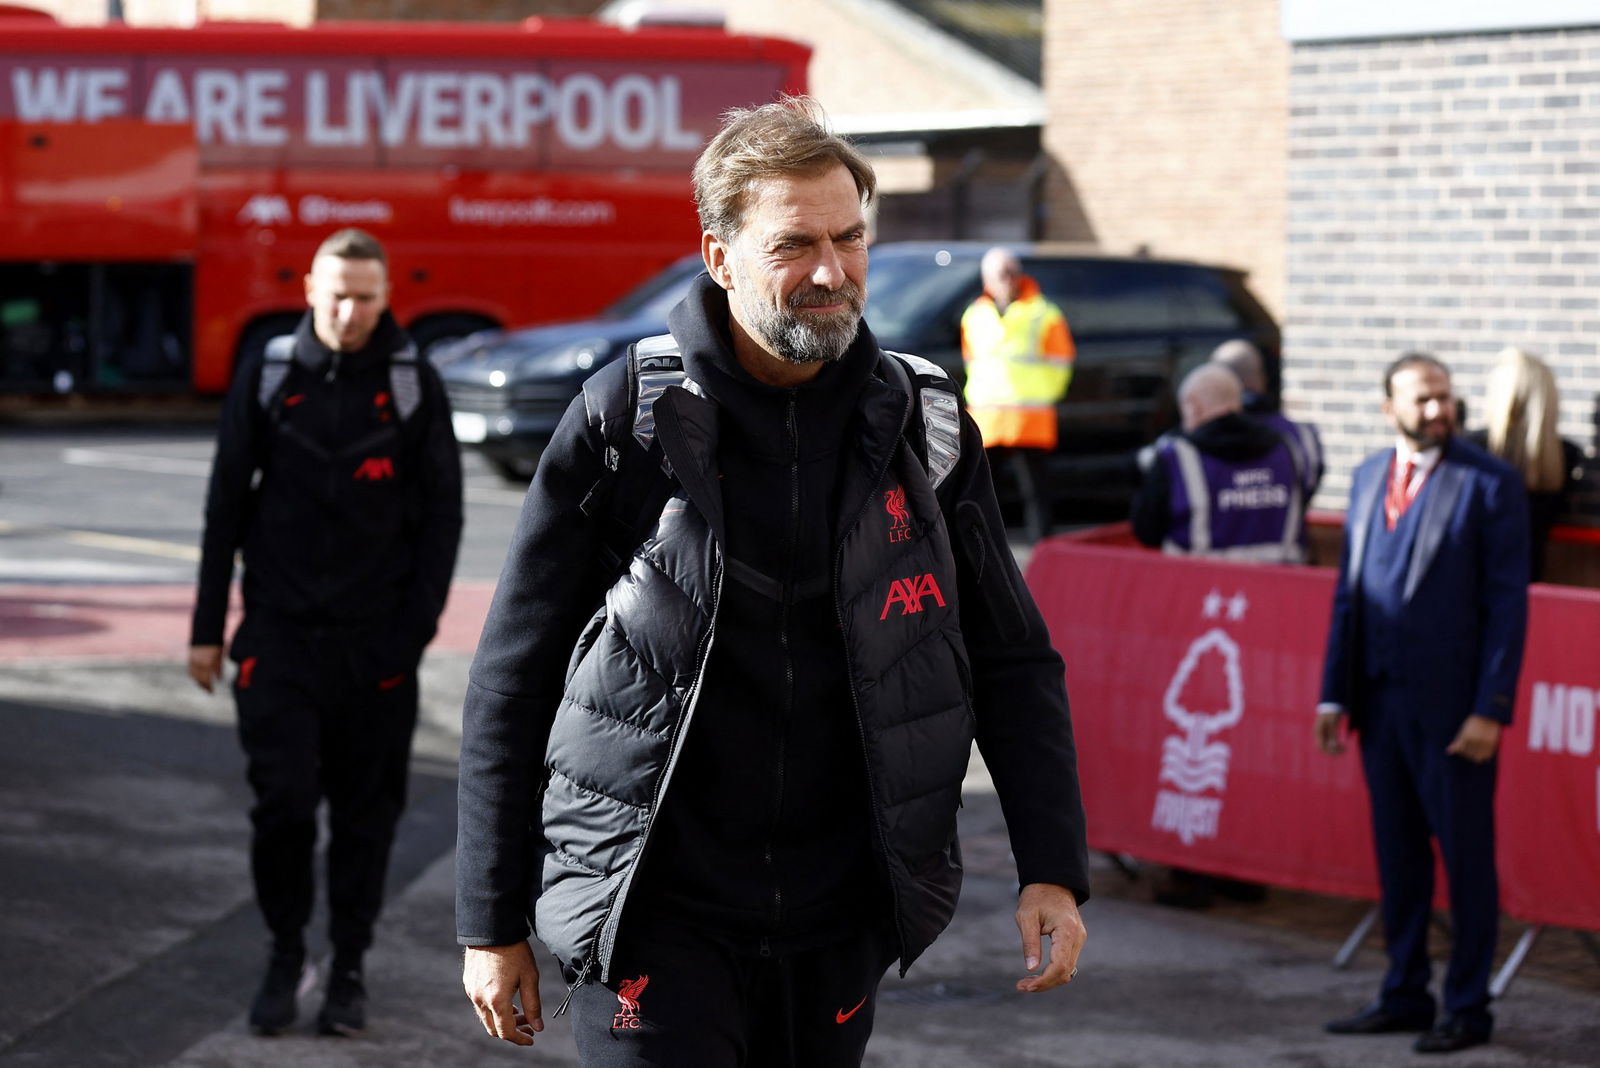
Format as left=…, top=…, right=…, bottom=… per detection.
left=612, top=975, right=649, bottom=1031
left=884, top=486, right=912, bottom=543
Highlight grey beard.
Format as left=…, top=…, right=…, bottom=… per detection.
left=738, top=283, right=863, bottom=365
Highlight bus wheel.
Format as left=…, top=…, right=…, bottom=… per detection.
left=410, top=314, right=498, bottom=365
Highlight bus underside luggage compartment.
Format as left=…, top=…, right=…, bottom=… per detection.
left=0, top=119, right=198, bottom=392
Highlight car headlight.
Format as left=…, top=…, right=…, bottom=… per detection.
left=524, top=338, right=613, bottom=377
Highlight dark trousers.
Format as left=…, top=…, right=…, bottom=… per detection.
left=568, top=919, right=898, bottom=1067
left=231, top=619, right=420, bottom=956
left=1359, top=685, right=1499, bottom=1025
left=987, top=447, right=1052, bottom=542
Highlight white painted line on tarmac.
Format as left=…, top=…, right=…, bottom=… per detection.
left=0, top=558, right=190, bottom=582
left=0, top=521, right=201, bottom=562
left=61, top=448, right=528, bottom=509
left=61, top=530, right=201, bottom=562
left=61, top=448, right=212, bottom=477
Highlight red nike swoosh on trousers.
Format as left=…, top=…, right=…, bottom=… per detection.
left=835, top=996, right=868, bottom=1024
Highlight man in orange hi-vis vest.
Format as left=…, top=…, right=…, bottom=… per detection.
left=960, top=247, right=1075, bottom=539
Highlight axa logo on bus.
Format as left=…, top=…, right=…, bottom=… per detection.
left=4, top=66, right=703, bottom=151
left=1525, top=680, right=1597, bottom=757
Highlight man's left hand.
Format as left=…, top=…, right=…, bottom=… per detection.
left=1446, top=714, right=1502, bottom=763
left=1014, top=882, right=1085, bottom=993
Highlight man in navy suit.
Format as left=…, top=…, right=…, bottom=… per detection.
left=1316, top=353, right=1529, bottom=1054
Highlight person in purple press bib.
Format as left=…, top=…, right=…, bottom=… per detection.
left=1131, top=363, right=1313, bottom=564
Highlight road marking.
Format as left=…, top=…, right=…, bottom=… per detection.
left=0, top=558, right=190, bottom=582
left=465, top=485, right=528, bottom=507
left=62, top=529, right=201, bottom=561
left=61, top=448, right=527, bottom=508
left=0, top=521, right=200, bottom=562
left=61, top=448, right=212, bottom=477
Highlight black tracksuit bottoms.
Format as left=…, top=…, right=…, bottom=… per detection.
left=568, top=916, right=899, bottom=1067
left=230, top=619, right=419, bottom=957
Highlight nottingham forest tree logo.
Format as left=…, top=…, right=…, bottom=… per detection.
left=1151, top=589, right=1248, bottom=845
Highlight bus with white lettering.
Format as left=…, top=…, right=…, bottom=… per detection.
left=0, top=11, right=807, bottom=393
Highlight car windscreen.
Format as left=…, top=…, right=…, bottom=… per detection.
left=604, top=256, right=706, bottom=320
left=865, top=249, right=981, bottom=341
left=1026, top=259, right=1187, bottom=335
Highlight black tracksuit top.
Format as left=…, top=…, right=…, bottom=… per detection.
left=628, top=284, right=886, bottom=947
left=191, top=312, right=463, bottom=662
left=457, top=276, right=1090, bottom=958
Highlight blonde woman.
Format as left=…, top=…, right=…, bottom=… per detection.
left=1470, top=348, right=1582, bottom=580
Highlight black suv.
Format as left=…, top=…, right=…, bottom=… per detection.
left=441, top=242, right=1281, bottom=505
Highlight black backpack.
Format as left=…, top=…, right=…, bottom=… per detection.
left=256, top=334, right=425, bottom=424
left=579, top=333, right=963, bottom=576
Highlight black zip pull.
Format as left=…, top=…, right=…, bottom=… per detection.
left=758, top=937, right=772, bottom=959
left=553, top=958, right=594, bottom=1018
left=325, top=349, right=341, bottom=383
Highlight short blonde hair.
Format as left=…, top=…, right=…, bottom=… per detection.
left=314, top=228, right=387, bottom=267
left=691, top=95, right=876, bottom=240
left=1484, top=347, right=1565, bottom=493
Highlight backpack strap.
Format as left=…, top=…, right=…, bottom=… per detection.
left=881, top=349, right=962, bottom=490
left=257, top=334, right=426, bottom=423
left=256, top=334, right=296, bottom=411
left=580, top=335, right=964, bottom=578
left=580, top=334, right=697, bottom=576
left=629, top=334, right=690, bottom=463
left=388, top=343, right=423, bottom=422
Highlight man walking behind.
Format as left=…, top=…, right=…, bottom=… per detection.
left=959, top=247, right=1075, bottom=540
left=189, top=228, right=463, bottom=1036
left=457, top=97, right=1088, bottom=1066
left=1317, top=353, right=1528, bottom=1054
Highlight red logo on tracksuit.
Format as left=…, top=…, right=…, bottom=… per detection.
left=353, top=457, right=395, bottom=481
left=879, top=573, right=946, bottom=619
left=612, top=975, right=649, bottom=1031
left=884, top=486, right=911, bottom=543
left=238, top=656, right=258, bottom=689
left=282, top=394, right=306, bottom=408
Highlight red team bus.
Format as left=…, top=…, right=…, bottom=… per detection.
left=0, top=9, right=807, bottom=393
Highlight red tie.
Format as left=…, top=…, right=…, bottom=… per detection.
left=1385, top=457, right=1418, bottom=530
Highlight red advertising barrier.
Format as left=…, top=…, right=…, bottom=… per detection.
left=1025, top=523, right=1600, bottom=933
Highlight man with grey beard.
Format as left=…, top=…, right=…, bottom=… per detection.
left=457, top=96, right=1089, bottom=1067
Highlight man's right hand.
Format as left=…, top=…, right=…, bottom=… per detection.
left=464, top=942, right=543, bottom=1046
left=1315, top=709, right=1347, bottom=755
left=188, top=645, right=224, bottom=693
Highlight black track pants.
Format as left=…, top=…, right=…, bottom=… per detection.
left=568, top=920, right=898, bottom=1067
left=231, top=619, right=420, bottom=955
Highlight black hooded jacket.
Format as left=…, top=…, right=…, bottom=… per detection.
left=456, top=275, right=1087, bottom=979
left=191, top=311, right=463, bottom=665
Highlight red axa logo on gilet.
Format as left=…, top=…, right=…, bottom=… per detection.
left=879, top=573, right=946, bottom=620
left=612, top=975, right=649, bottom=1031
left=353, top=456, right=395, bottom=481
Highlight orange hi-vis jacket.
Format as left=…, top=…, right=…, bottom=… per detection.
left=959, top=276, right=1075, bottom=450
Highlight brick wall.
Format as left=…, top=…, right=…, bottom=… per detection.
left=1041, top=0, right=1289, bottom=318
left=1287, top=28, right=1600, bottom=512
